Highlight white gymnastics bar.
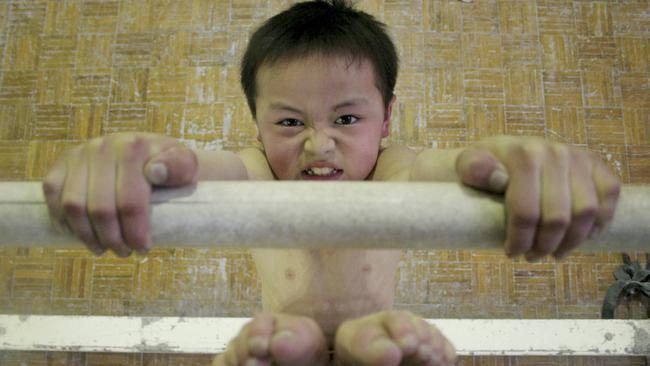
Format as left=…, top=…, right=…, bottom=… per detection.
left=0, top=181, right=649, bottom=251
left=0, top=315, right=648, bottom=356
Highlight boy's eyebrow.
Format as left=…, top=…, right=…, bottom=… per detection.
left=268, top=98, right=369, bottom=113
left=333, top=98, right=369, bottom=110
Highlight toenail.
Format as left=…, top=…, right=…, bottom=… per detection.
left=429, top=352, right=442, bottom=363
left=248, top=337, right=269, bottom=355
left=417, top=343, right=433, bottom=360
left=244, top=358, right=259, bottom=366
left=370, top=338, right=399, bottom=354
left=398, top=334, right=418, bottom=350
left=271, top=330, right=294, bottom=342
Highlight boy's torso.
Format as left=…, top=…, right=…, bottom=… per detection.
left=252, top=248, right=401, bottom=337
left=239, top=146, right=416, bottom=336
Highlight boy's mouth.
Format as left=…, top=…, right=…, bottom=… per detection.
left=301, top=166, right=343, bottom=180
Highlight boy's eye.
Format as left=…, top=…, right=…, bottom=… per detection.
left=277, top=118, right=303, bottom=127
left=335, top=115, right=359, bottom=125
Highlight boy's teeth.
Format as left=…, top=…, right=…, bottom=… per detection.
left=306, top=167, right=337, bottom=176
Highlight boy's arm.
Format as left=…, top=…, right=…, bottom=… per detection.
left=194, top=150, right=249, bottom=181
left=372, top=146, right=462, bottom=182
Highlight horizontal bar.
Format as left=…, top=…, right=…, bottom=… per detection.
left=0, top=315, right=648, bottom=356
left=0, top=181, right=649, bottom=251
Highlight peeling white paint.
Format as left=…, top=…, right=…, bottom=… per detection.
left=0, top=315, right=647, bottom=356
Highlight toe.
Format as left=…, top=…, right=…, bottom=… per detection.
left=415, top=319, right=456, bottom=366
left=382, top=310, right=420, bottom=355
left=269, top=315, right=328, bottom=365
left=335, top=314, right=402, bottom=366
left=246, top=313, right=275, bottom=358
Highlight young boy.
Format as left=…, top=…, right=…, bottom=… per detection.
left=43, top=1, right=620, bottom=365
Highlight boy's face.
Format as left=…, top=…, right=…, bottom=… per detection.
left=255, top=55, right=394, bottom=181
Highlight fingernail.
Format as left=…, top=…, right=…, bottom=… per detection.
left=135, top=237, right=152, bottom=255
left=90, top=246, right=105, bottom=256
left=504, top=241, right=515, bottom=257
left=588, top=225, right=601, bottom=239
left=248, top=337, right=268, bottom=354
left=398, top=334, right=418, bottom=350
left=244, top=358, right=259, bottom=366
left=370, top=338, right=399, bottom=354
left=146, top=162, right=167, bottom=185
left=429, top=352, right=442, bottom=363
left=117, top=248, right=132, bottom=258
left=525, top=253, right=542, bottom=263
left=417, top=343, right=433, bottom=361
left=554, top=251, right=569, bottom=260
left=488, top=169, right=509, bottom=191
left=271, top=330, right=294, bottom=342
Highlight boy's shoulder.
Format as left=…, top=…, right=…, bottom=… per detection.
left=370, top=145, right=417, bottom=182
left=238, top=147, right=275, bottom=180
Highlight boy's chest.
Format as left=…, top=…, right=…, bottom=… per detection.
left=251, top=249, right=402, bottom=334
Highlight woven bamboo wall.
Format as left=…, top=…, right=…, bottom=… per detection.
left=0, top=0, right=649, bottom=365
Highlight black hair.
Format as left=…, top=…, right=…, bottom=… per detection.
left=240, top=0, right=399, bottom=119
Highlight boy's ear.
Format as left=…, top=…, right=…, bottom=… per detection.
left=255, top=122, right=262, bottom=142
left=382, top=94, right=396, bottom=138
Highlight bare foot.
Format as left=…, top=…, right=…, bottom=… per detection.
left=333, top=310, right=456, bottom=366
left=212, top=312, right=329, bottom=366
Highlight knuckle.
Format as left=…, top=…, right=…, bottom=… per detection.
left=573, top=203, right=598, bottom=221
left=511, top=210, right=540, bottom=227
left=512, top=143, right=544, bottom=170
left=543, top=213, right=571, bottom=230
left=42, top=179, right=61, bottom=197
left=88, top=205, right=116, bottom=223
left=62, top=199, right=86, bottom=218
left=550, top=143, right=570, bottom=161
left=605, top=181, right=621, bottom=201
left=117, top=202, right=145, bottom=217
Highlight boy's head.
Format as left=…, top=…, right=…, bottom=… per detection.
left=241, top=0, right=400, bottom=181
left=241, top=0, right=398, bottom=120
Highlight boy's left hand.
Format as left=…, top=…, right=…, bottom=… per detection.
left=455, top=136, right=620, bottom=261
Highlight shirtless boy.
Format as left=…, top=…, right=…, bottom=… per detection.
left=43, top=1, right=621, bottom=365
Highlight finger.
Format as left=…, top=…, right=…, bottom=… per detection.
left=590, top=155, right=621, bottom=237
left=61, top=144, right=105, bottom=255
left=503, top=144, right=543, bottom=257
left=87, top=139, right=132, bottom=258
left=455, top=148, right=509, bottom=193
left=116, top=137, right=152, bottom=254
left=527, top=144, right=571, bottom=261
left=43, top=150, right=70, bottom=232
left=553, top=151, right=598, bottom=259
left=144, top=145, right=198, bottom=186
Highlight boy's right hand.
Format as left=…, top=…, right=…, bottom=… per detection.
left=43, top=133, right=198, bottom=257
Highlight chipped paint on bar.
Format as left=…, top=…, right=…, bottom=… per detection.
left=0, top=315, right=648, bottom=356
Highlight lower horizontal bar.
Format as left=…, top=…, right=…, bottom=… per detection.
left=0, top=315, right=648, bottom=356
left=0, top=182, right=649, bottom=251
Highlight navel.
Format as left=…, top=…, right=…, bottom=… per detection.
left=284, top=268, right=296, bottom=280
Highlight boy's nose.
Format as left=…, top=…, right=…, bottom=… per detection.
left=304, top=129, right=335, bottom=157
